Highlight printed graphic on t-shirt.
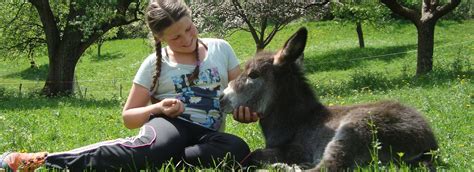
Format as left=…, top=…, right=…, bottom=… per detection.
left=171, top=67, right=223, bottom=130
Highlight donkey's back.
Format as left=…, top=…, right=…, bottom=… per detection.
left=312, top=100, right=438, bottom=170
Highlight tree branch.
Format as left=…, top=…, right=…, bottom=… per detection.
left=80, top=0, right=141, bottom=55
left=239, top=26, right=251, bottom=33
left=423, top=0, right=434, bottom=13
left=304, top=0, right=330, bottom=10
left=3, top=37, right=45, bottom=51
left=2, top=2, right=28, bottom=30
left=28, top=0, right=61, bottom=57
left=259, top=17, right=267, bottom=45
left=380, top=0, right=421, bottom=25
left=433, top=0, right=461, bottom=20
left=263, top=24, right=280, bottom=47
left=224, top=29, right=240, bottom=38
left=231, top=0, right=260, bottom=46
left=25, top=22, right=44, bottom=29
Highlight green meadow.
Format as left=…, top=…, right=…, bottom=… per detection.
left=0, top=20, right=472, bottom=171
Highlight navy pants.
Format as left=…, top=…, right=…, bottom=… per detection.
left=44, top=117, right=251, bottom=171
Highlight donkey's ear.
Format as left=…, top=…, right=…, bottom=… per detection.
left=274, top=27, right=307, bottom=65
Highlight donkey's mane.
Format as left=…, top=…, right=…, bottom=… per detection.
left=259, top=53, right=329, bottom=123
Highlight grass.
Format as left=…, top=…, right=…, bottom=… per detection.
left=0, top=19, right=473, bottom=171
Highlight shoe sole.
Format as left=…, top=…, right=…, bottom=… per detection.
left=0, top=152, right=12, bottom=172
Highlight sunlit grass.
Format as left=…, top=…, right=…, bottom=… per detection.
left=0, top=20, right=473, bottom=171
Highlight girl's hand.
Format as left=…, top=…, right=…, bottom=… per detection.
left=155, top=98, right=185, bottom=118
left=233, top=106, right=259, bottom=123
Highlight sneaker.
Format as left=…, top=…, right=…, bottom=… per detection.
left=0, top=151, right=48, bottom=172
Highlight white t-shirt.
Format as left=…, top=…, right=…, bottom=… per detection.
left=133, top=38, right=239, bottom=131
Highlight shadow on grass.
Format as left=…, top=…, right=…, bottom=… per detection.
left=316, top=67, right=472, bottom=97
left=90, top=51, right=124, bottom=62
left=3, top=51, right=124, bottom=81
left=304, top=44, right=417, bottom=73
left=0, top=94, right=120, bottom=111
left=4, top=64, right=48, bottom=81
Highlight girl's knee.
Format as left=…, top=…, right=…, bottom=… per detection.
left=220, top=134, right=251, bottom=159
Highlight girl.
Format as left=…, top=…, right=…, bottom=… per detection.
left=0, top=0, right=259, bottom=171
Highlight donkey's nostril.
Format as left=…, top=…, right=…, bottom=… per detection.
left=219, top=95, right=228, bottom=106
left=219, top=93, right=229, bottom=107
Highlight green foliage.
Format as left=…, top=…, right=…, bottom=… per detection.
left=367, top=117, right=381, bottom=169
left=96, top=27, right=119, bottom=57
left=72, top=1, right=121, bottom=41
left=0, top=2, right=46, bottom=60
left=0, top=0, right=144, bottom=59
left=0, top=20, right=473, bottom=170
left=117, top=20, right=150, bottom=39
left=443, top=0, right=474, bottom=20
left=65, top=0, right=143, bottom=42
left=1, top=0, right=145, bottom=95
left=102, top=28, right=119, bottom=41
left=331, top=2, right=392, bottom=25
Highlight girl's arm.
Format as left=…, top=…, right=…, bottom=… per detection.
left=122, top=83, right=184, bottom=129
left=228, top=65, right=241, bottom=81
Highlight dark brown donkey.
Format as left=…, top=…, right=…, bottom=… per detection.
left=220, top=27, right=438, bottom=171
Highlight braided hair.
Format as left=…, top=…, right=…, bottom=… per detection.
left=145, top=0, right=200, bottom=95
left=187, top=39, right=201, bottom=86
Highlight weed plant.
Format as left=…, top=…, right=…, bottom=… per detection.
left=1, top=20, right=473, bottom=171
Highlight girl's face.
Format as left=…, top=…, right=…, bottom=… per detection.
left=159, top=16, right=198, bottom=54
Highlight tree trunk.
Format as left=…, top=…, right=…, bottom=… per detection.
left=380, top=0, right=460, bottom=76
left=28, top=0, right=141, bottom=96
left=98, top=42, right=102, bottom=58
left=256, top=44, right=265, bottom=53
left=42, top=53, right=79, bottom=96
left=42, top=36, right=84, bottom=96
left=255, top=38, right=266, bottom=53
left=416, top=22, right=436, bottom=76
left=356, top=22, right=365, bottom=48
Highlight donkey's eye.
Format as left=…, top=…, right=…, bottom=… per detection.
left=248, top=71, right=260, bottom=79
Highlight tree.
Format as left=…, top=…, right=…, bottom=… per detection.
left=0, top=0, right=143, bottom=96
left=192, top=0, right=328, bottom=53
left=381, top=0, right=461, bottom=75
left=96, top=28, right=119, bottom=58
left=0, top=3, right=46, bottom=68
left=331, top=1, right=391, bottom=48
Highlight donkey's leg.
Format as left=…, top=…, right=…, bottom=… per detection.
left=250, top=144, right=311, bottom=166
left=311, top=123, right=371, bottom=171
left=249, top=147, right=285, bottom=167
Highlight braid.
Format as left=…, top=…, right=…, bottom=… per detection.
left=150, top=39, right=163, bottom=93
left=188, top=39, right=201, bottom=86
left=146, top=0, right=196, bottom=87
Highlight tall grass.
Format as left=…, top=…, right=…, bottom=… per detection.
left=0, top=20, right=473, bottom=170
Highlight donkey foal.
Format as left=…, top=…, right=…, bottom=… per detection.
left=220, top=27, right=438, bottom=171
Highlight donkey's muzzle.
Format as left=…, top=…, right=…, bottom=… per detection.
left=219, top=93, right=233, bottom=114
